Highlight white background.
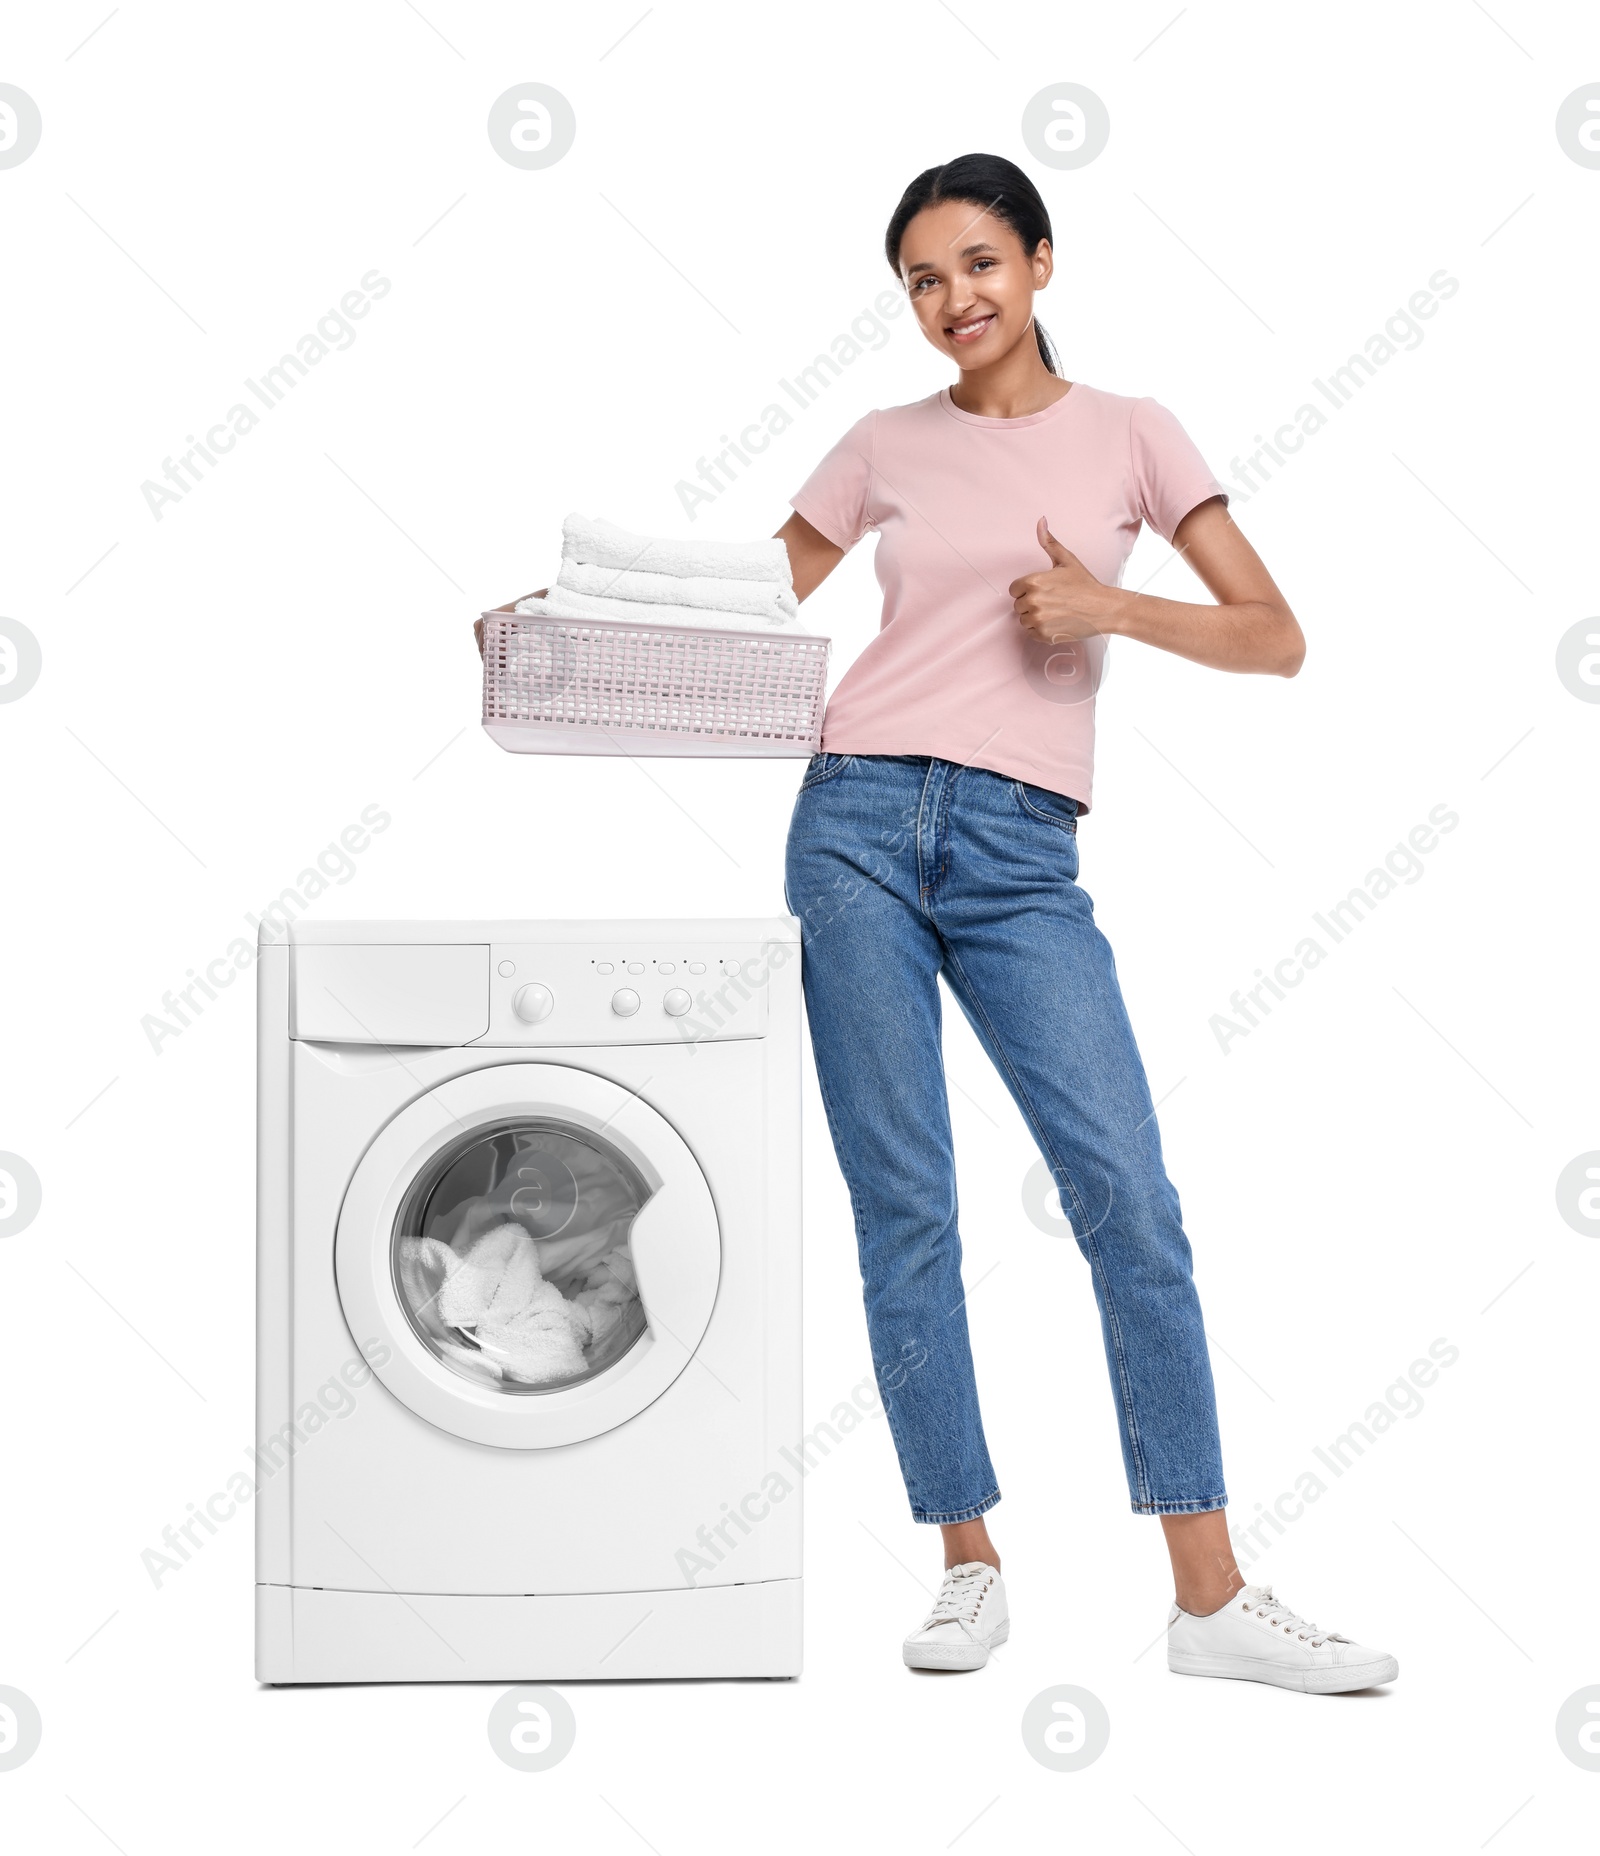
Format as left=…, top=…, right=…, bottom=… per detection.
left=2, top=0, right=1597, bottom=1848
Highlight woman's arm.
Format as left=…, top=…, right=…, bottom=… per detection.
left=774, top=510, right=846, bottom=602
left=1010, top=498, right=1305, bottom=677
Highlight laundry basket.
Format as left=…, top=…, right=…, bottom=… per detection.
left=481, top=608, right=831, bottom=757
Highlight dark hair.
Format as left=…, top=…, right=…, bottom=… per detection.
left=884, top=152, right=1061, bottom=375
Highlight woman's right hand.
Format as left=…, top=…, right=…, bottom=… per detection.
left=773, top=512, right=844, bottom=601
left=477, top=589, right=549, bottom=658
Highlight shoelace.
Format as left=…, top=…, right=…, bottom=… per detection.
left=1241, top=1585, right=1347, bottom=1648
left=921, top=1565, right=994, bottom=1629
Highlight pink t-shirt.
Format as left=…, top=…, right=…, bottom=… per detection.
left=790, top=383, right=1228, bottom=812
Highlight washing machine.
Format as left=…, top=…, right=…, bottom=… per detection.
left=255, top=917, right=803, bottom=1683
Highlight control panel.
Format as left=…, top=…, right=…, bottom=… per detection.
left=476, top=940, right=783, bottom=1046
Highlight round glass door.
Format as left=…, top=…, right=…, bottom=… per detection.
left=336, top=1062, right=722, bottom=1449
left=393, top=1120, right=650, bottom=1394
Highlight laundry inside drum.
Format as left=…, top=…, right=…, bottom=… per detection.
left=392, top=1120, right=651, bottom=1393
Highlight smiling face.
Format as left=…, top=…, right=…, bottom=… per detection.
left=897, top=200, right=1053, bottom=371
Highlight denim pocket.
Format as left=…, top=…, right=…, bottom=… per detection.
left=798, top=751, right=854, bottom=792
left=1012, top=779, right=1079, bottom=832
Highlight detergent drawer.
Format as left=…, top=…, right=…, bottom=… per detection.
left=291, top=943, right=490, bottom=1046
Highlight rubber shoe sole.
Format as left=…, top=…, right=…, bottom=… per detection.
left=903, top=1619, right=1010, bottom=1672
left=1169, top=1648, right=1399, bottom=1693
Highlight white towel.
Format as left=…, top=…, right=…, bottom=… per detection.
left=430, top=1223, right=592, bottom=1385
left=516, top=586, right=808, bottom=635
left=397, top=1218, right=643, bottom=1386
left=564, top=511, right=792, bottom=585
left=558, top=558, right=798, bottom=620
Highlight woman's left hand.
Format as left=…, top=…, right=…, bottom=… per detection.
left=1010, top=518, right=1115, bottom=642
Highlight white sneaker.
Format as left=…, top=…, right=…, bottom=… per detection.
left=902, top=1561, right=1009, bottom=1671
left=1167, top=1583, right=1398, bottom=1693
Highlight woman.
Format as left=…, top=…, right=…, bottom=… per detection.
left=777, top=153, right=1397, bottom=1692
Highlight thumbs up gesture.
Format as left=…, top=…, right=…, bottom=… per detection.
left=1010, top=518, right=1112, bottom=643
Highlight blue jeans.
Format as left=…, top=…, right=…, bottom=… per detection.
left=784, top=753, right=1226, bottom=1521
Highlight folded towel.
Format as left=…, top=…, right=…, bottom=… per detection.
left=558, top=558, right=798, bottom=620
left=516, top=586, right=807, bottom=635
left=564, top=511, right=791, bottom=585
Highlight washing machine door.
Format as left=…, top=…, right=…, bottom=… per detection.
left=335, top=1063, right=720, bottom=1448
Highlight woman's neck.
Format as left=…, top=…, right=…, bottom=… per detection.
left=947, top=336, right=1073, bottom=420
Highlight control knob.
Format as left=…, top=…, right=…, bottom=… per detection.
left=512, top=984, right=554, bottom=1023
